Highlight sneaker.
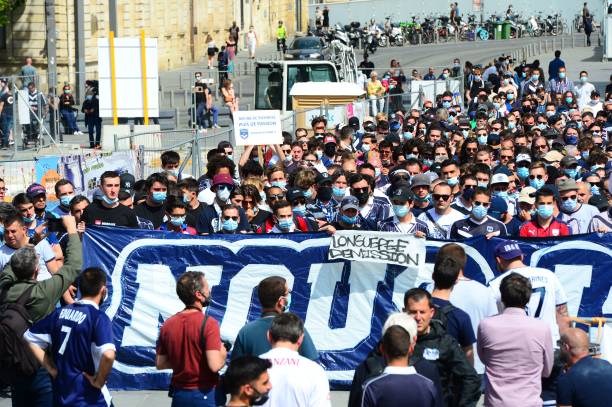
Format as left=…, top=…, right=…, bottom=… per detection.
left=213, top=124, right=221, bottom=128
left=73, top=131, right=79, bottom=135
left=8, top=140, right=14, bottom=146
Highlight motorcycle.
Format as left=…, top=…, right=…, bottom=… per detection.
left=526, top=15, right=543, bottom=37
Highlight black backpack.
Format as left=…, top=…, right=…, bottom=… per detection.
left=0, top=283, right=39, bottom=384
left=432, top=303, right=455, bottom=331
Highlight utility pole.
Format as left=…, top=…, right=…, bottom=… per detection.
left=109, top=0, right=118, bottom=34
left=45, top=0, right=57, bottom=91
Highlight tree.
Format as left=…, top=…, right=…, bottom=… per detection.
left=0, top=0, right=25, bottom=26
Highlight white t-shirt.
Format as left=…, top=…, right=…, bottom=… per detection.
left=417, top=207, right=466, bottom=239
left=260, top=347, right=331, bottom=407
left=488, top=266, right=567, bottom=346
left=0, top=240, right=56, bottom=281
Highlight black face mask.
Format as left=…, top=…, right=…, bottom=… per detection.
left=200, top=291, right=211, bottom=308
left=317, top=186, right=332, bottom=202
left=251, top=391, right=270, bottom=406
left=462, top=187, right=475, bottom=201
left=353, top=190, right=370, bottom=205
left=324, top=144, right=336, bottom=158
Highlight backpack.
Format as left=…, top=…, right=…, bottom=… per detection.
left=432, top=302, right=455, bottom=331
left=0, top=283, right=38, bottom=384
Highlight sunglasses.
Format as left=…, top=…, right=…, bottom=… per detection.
left=351, top=187, right=369, bottom=194
left=560, top=195, right=577, bottom=201
left=223, top=216, right=239, bottom=221
left=432, top=194, right=451, bottom=201
left=500, top=155, right=513, bottom=160
left=463, top=185, right=476, bottom=190
left=268, top=194, right=285, bottom=201
left=292, top=198, right=307, bottom=205
left=466, top=148, right=478, bottom=152
left=217, top=185, right=233, bottom=191
left=282, top=149, right=291, bottom=154
left=529, top=174, right=544, bottom=180
left=473, top=200, right=490, bottom=207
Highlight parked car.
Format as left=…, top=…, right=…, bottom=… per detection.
left=284, top=36, right=328, bottom=60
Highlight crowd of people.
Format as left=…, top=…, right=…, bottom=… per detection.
left=0, top=44, right=611, bottom=407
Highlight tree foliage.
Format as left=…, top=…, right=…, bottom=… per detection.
left=0, top=0, right=25, bottom=27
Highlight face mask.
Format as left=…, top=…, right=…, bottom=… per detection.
left=216, top=187, right=231, bottom=202
left=60, top=195, right=74, bottom=207
left=517, top=167, right=529, bottom=179
left=86, top=95, right=93, bottom=100
left=580, top=76, right=588, bottom=83
left=462, top=188, right=475, bottom=201
left=64, top=90, right=70, bottom=94
left=422, top=159, right=433, bottom=167
left=558, top=72, right=566, bottom=79
left=102, top=195, right=119, bottom=206
left=222, top=218, right=238, bottom=231
left=447, top=176, right=459, bottom=186
left=477, top=181, right=489, bottom=189
left=405, top=153, right=417, bottom=160
left=332, top=186, right=346, bottom=197
left=493, top=102, right=500, bottom=110
left=581, top=151, right=590, bottom=160
left=530, top=178, right=545, bottom=190
left=284, top=154, right=292, bottom=163
left=435, top=155, right=448, bottom=163
left=565, top=97, right=573, bottom=104
left=442, top=101, right=451, bottom=109
left=493, top=191, right=508, bottom=200
left=503, top=79, right=509, bottom=86
left=251, top=391, right=270, bottom=406
left=474, top=75, right=481, bottom=81
left=590, top=165, right=601, bottom=172
left=340, top=213, right=358, bottom=225
left=278, top=217, right=293, bottom=231
left=151, top=191, right=167, bottom=203
left=354, top=191, right=369, bottom=205
left=531, top=74, right=539, bottom=81
left=564, top=168, right=578, bottom=179
left=591, top=185, right=600, bottom=195
left=283, top=292, right=292, bottom=312
left=167, top=169, right=179, bottom=177
left=536, top=204, right=553, bottom=219
left=22, top=215, right=35, bottom=224
left=374, top=168, right=381, bottom=178
left=560, top=197, right=577, bottom=212
left=303, top=189, right=313, bottom=199
left=508, top=121, right=516, bottom=129
left=271, top=180, right=287, bottom=189
left=292, top=205, right=306, bottom=217
left=507, top=93, right=514, bottom=101
left=317, top=186, right=332, bottom=202
left=537, top=123, right=547, bottom=130
left=361, top=143, right=371, bottom=153
left=170, top=216, right=186, bottom=226
left=414, top=193, right=430, bottom=203
left=461, top=129, right=469, bottom=138
left=227, top=154, right=234, bottom=161
left=565, top=135, right=578, bottom=145
left=472, top=204, right=488, bottom=220
left=545, top=111, right=555, bottom=118
left=393, top=205, right=409, bottom=217
left=183, top=194, right=191, bottom=204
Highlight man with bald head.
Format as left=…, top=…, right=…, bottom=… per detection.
left=557, top=328, right=612, bottom=407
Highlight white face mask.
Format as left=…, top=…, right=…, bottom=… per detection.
left=216, top=187, right=231, bottom=202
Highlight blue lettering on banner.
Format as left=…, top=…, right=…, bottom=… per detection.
left=82, top=227, right=612, bottom=390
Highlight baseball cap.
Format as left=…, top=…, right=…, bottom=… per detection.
left=389, top=185, right=413, bottom=203
left=518, top=186, right=536, bottom=204
left=490, top=173, right=510, bottom=185
left=340, top=196, right=360, bottom=211
left=323, top=135, right=337, bottom=145
left=120, top=173, right=136, bottom=195
left=494, top=240, right=523, bottom=260
left=363, top=116, right=375, bottom=125
left=543, top=150, right=564, bottom=163
left=348, top=116, right=360, bottom=131
left=556, top=178, right=578, bottom=193
left=489, top=196, right=508, bottom=219
left=26, top=183, right=46, bottom=199
left=515, top=153, right=531, bottom=163
left=211, top=173, right=234, bottom=188
left=315, top=172, right=332, bottom=185
left=382, top=312, right=417, bottom=342
left=364, top=122, right=377, bottom=132
left=410, top=174, right=431, bottom=189
left=118, top=190, right=132, bottom=201
left=286, top=187, right=305, bottom=203
left=389, top=121, right=402, bottom=132
left=560, top=156, right=578, bottom=167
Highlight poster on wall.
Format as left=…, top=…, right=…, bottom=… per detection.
left=35, top=156, right=61, bottom=201
left=80, top=151, right=138, bottom=200
left=0, top=161, right=36, bottom=203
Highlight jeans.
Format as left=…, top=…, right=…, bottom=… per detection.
left=1, top=114, right=13, bottom=147
left=60, top=108, right=79, bottom=133
left=369, top=94, right=384, bottom=115
left=171, top=388, right=216, bottom=407
left=10, top=367, right=53, bottom=407
left=196, top=103, right=218, bottom=127
left=86, top=117, right=102, bottom=147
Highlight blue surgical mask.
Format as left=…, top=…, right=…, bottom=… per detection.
left=283, top=292, right=292, bottom=312
left=278, top=217, right=293, bottom=231
left=565, top=135, right=578, bottom=145
left=303, top=189, right=313, bottom=199
left=536, top=204, right=553, bottom=219
left=474, top=75, right=481, bottom=81
left=405, top=153, right=418, bottom=160
left=361, top=143, right=371, bottom=153
left=477, top=181, right=489, bottom=189
left=537, top=123, right=547, bottom=130
left=170, top=216, right=186, bottom=226
left=530, top=178, right=545, bottom=190
left=442, top=101, right=451, bottom=109
left=102, top=195, right=119, bottom=206
left=565, top=97, right=573, bottom=104
left=472, top=204, right=488, bottom=219
left=591, top=165, right=601, bottom=172
left=403, top=132, right=414, bottom=140
left=564, top=168, right=578, bottom=179
left=340, top=213, right=358, bottom=225
left=22, top=215, right=35, bottom=224
left=414, top=193, right=430, bottom=203
left=183, top=194, right=191, bottom=204
left=422, top=159, right=433, bottom=167
left=508, top=121, right=516, bottom=129
left=477, top=135, right=488, bottom=145
left=591, top=185, right=600, bottom=195
left=152, top=191, right=167, bottom=203
left=271, top=180, right=287, bottom=189
left=292, top=205, right=306, bottom=217
left=222, top=218, right=238, bottom=231
left=560, top=197, right=577, bottom=212
left=461, top=129, right=469, bottom=138
left=493, top=191, right=508, bottom=200
left=580, top=76, right=588, bottom=83
left=447, top=176, right=459, bottom=187
left=315, top=150, right=323, bottom=159
left=393, top=205, right=409, bottom=217
left=332, top=186, right=346, bottom=197
left=493, top=102, right=500, bottom=110
left=507, top=93, right=514, bottom=101
left=531, top=74, right=540, bottom=81
left=59, top=195, right=74, bottom=207
left=558, top=72, right=566, bottom=79
left=374, top=167, right=381, bottom=178
left=517, top=167, right=530, bottom=179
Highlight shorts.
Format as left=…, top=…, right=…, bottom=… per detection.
left=207, top=48, right=216, bottom=57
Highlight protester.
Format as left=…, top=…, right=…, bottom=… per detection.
left=81, top=171, right=138, bottom=228
left=478, top=273, right=554, bottom=406
left=223, top=356, right=272, bottom=407
left=156, top=271, right=227, bottom=407
left=259, top=313, right=331, bottom=407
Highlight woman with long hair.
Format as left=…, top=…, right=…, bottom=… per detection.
left=221, top=79, right=239, bottom=115
left=206, top=34, right=217, bottom=69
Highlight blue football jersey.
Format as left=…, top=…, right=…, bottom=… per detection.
left=25, top=300, right=115, bottom=407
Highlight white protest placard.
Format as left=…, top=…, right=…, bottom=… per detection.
left=233, top=110, right=282, bottom=146
left=328, top=230, right=426, bottom=268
